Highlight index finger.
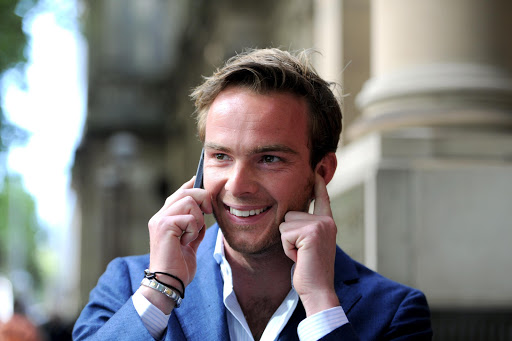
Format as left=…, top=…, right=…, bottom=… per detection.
left=163, top=177, right=213, bottom=214
left=313, top=173, right=332, bottom=217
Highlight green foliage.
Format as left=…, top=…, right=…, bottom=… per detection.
left=0, top=0, right=28, bottom=71
left=0, top=174, right=43, bottom=287
left=0, top=0, right=38, bottom=152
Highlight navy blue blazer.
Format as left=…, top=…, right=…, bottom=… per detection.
left=73, top=224, right=432, bottom=340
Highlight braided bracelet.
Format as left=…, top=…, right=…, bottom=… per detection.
left=144, top=269, right=185, bottom=298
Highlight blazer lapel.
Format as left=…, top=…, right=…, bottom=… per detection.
left=173, top=225, right=229, bottom=340
left=277, top=301, right=306, bottom=341
left=333, top=247, right=362, bottom=314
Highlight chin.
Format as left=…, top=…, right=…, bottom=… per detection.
left=219, top=224, right=283, bottom=256
left=229, top=238, right=282, bottom=256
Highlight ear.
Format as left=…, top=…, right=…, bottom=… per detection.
left=314, top=152, right=337, bottom=186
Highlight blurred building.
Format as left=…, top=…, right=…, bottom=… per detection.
left=72, top=0, right=512, bottom=339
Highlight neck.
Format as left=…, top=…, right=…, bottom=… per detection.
left=224, top=240, right=293, bottom=289
left=224, top=240, right=293, bottom=303
left=224, top=240, right=294, bottom=340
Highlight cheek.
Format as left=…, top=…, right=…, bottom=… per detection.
left=279, top=172, right=315, bottom=207
left=203, top=167, right=223, bottom=195
left=269, top=173, right=312, bottom=202
left=269, top=181, right=292, bottom=201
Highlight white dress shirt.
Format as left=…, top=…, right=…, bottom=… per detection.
left=132, top=229, right=348, bottom=340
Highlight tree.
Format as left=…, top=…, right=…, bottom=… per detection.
left=0, top=174, right=42, bottom=286
left=0, top=0, right=42, bottom=299
left=0, top=0, right=37, bottom=151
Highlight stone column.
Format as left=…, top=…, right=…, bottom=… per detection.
left=351, top=0, right=512, bottom=139
left=313, top=0, right=371, bottom=133
left=327, top=0, right=512, bottom=319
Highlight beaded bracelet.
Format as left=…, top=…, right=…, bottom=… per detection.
left=144, top=269, right=185, bottom=298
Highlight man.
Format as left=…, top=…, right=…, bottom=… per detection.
left=73, top=48, right=432, bottom=340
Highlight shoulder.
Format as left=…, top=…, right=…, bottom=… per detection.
left=105, top=254, right=149, bottom=274
left=353, top=258, right=426, bottom=302
left=333, top=248, right=431, bottom=338
left=333, top=246, right=424, bottom=299
left=98, top=254, right=150, bottom=294
left=335, top=248, right=432, bottom=340
left=333, top=247, right=430, bottom=317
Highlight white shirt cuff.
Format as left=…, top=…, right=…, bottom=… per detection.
left=297, top=306, right=349, bottom=341
left=132, top=287, right=171, bottom=339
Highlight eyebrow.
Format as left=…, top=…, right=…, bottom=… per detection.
left=253, top=144, right=298, bottom=155
left=204, top=142, right=298, bottom=156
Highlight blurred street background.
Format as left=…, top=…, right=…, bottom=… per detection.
left=1, top=0, right=511, bottom=340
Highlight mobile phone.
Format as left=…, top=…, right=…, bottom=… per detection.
left=193, top=148, right=204, bottom=189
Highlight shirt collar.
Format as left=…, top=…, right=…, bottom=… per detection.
left=212, top=228, right=299, bottom=341
left=213, top=227, right=225, bottom=265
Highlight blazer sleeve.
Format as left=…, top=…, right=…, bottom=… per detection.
left=320, top=289, right=432, bottom=341
left=318, top=323, right=360, bottom=341
left=384, top=288, right=432, bottom=340
left=73, top=257, right=185, bottom=341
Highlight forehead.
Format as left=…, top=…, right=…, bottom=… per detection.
left=204, top=87, right=310, bottom=148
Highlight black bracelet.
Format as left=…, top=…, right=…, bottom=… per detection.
left=153, top=278, right=184, bottom=299
left=144, top=269, right=185, bottom=298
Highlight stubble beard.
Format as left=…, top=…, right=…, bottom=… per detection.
left=214, top=176, right=315, bottom=257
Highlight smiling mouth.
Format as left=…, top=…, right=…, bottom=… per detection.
left=228, top=206, right=271, bottom=217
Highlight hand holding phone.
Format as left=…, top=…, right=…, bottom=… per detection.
left=144, top=148, right=211, bottom=313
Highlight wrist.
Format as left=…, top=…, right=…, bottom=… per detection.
left=300, top=290, right=340, bottom=317
left=139, top=285, right=176, bottom=315
left=146, top=269, right=185, bottom=298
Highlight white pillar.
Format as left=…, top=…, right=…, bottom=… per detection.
left=350, top=0, right=512, bottom=139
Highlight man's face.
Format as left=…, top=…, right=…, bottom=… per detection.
left=203, top=86, right=316, bottom=255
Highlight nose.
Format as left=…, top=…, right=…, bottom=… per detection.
left=224, top=162, right=258, bottom=197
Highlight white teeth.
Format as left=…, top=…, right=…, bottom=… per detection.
left=229, top=207, right=268, bottom=217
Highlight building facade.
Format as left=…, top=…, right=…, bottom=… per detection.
left=73, top=1, right=512, bottom=338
